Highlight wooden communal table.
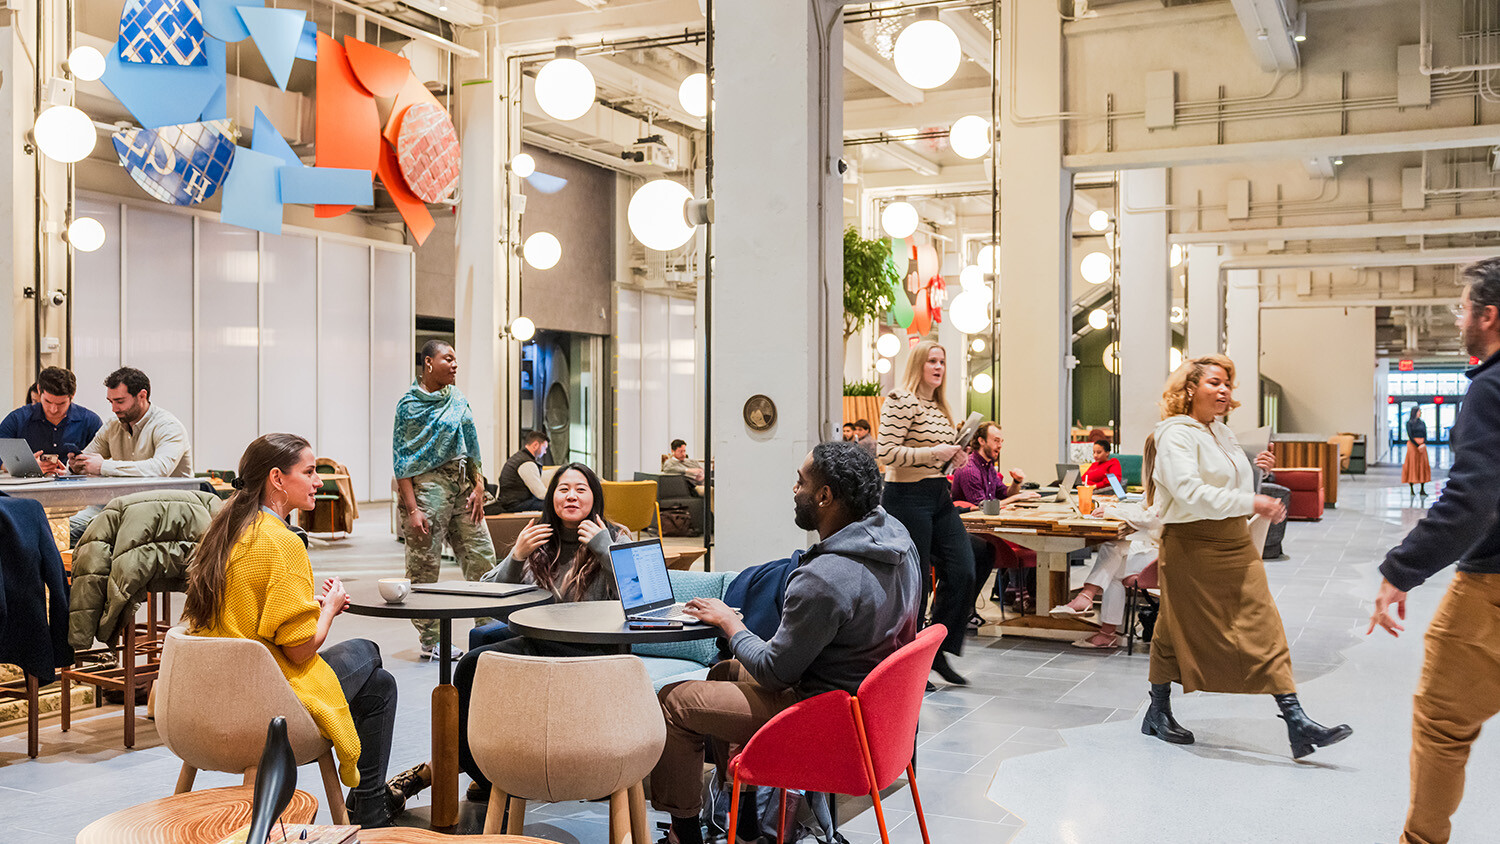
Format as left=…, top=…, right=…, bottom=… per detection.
left=962, top=502, right=1131, bottom=641
left=75, top=785, right=318, bottom=844
left=0, top=475, right=209, bottom=514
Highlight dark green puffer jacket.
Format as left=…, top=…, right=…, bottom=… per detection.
left=68, top=490, right=222, bottom=649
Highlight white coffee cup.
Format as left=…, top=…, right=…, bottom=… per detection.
left=378, top=578, right=411, bottom=604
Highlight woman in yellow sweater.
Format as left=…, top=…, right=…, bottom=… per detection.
left=878, top=339, right=974, bottom=686
left=182, top=433, right=404, bottom=827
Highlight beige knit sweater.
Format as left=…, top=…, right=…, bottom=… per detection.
left=876, top=390, right=956, bottom=483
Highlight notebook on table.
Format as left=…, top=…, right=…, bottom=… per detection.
left=411, top=581, right=537, bottom=598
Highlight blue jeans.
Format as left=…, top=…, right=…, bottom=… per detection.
left=320, top=638, right=398, bottom=820
left=882, top=478, right=975, bottom=656
left=468, top=620, right=512, bottom=650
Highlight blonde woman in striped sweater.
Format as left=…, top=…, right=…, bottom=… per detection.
left=878, top=340, right=975, bottom=686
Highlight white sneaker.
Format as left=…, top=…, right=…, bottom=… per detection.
left=419, top=643, right=464, bottom=661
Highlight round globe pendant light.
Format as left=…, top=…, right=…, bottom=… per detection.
left=881, top=201, right=919, bottom=239
left=628, top=179, right=695, bottom=251
left=948, top=289, right=992, bottom=335
left=1170, top=243, right=1184, bottom=267
left=948, top=115, right=990, bottom=160
left=972, top=373, right=993, bottom=394
left=1170, top=347, right=1184, bottom=370
left=65, top=217, right=106, bottom=252
left=959, top=265, right=984, bottom=291
left=975, top=244, right=1000, bottom=275
left=876, top=332, right=901, bottom=358
left=1103, top=341, right=1120, bottom=374
left=66, top=46, right=106, bottom=82
left=510, top=153, right=536, bottom=178
left=893, top=10, right=961, bottom=90
left=535, top=47, right=595, bottom=121
left=678, top=72, right=708, bottom=118
left=510, top=316, right=536, bottom=342
left=1087, top=308, right=1109, bottom=331
left=1088, top=209, right=1110, bottom=231
left=523, top=232, right=561, bottom=269
left=875, top=358, right=892, bottom=374
left=33, top=105, right=96, bottom=163
left=1080, top=251, right=1112, bottom=284
left=970, top=338, right=985, bottom=353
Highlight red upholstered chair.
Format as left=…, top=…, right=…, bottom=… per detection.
left=727, top=625, right=947, bottom=844
left=1276, top=468, right=1325, bottom=520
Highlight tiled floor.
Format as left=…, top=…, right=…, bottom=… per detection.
left=3, top=466, right=1489, bottom=843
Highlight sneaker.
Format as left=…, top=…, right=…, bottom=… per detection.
left=419, top=643, right=464, bottom=661
left=387, top=762, right=432, bottom=800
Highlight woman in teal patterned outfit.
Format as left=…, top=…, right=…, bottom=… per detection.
left=393, top=340, right=499, bottom=659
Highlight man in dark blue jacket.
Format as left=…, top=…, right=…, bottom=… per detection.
left=0, top=367, right=102, bottom=474
left=1370, top=258, right=1500, bottom=844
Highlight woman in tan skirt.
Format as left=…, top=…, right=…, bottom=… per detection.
left=1403, top=406, right=1433, bottom=496
left=1140, top=354, right=1353, bottom=759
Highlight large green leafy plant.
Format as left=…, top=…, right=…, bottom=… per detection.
left=843, top=226, right=901, bottom=342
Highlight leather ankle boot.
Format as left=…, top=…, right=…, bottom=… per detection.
left=931, top=651, right=969, bottom=686
left=1141, top=682, right=1195, bottom=744
left=1274, top=693, right=1352, bottom=759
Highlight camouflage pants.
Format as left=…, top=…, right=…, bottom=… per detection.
left=401, top=460, right=499, bottom=646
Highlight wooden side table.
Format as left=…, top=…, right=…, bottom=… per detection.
left=76, top=785, right=318, bottom=844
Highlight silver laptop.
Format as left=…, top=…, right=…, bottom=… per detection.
left=412, top=581, right=537, bottom=598
left=610, top=539, right=702, bottom=623
left=0, top=439, right=51, bottom=482
left=1034, top=466, right=1080, bottom=502
left=1107, top=473, right=1143, bottom=503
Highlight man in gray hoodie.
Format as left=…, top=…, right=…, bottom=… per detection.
left=650, top=441, right=922, bottom=844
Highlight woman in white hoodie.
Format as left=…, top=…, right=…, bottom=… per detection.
left=1140, top=355, right=1353, bottom=760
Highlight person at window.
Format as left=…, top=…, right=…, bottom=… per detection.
left=841, top=422, right=855, bottom=441
left=853, top=418, right=877, bottom=459
left=1403, top=406, right=1432, bottom=497
left=662, top=438, right=706, bottom=484
left=394, top=340, right=499, bottom=660
left=453, top=462, right=629, bottom=802
left=495, top=429, right=550, bottom=513
left=650, top=442, right=921, bottom=844
left=181, top=433, right=405, bottom=827
left=1370, top=263, right=1500, bottom=844
left=1142, top=354, right=1350, bottom=759
left=950, top=421, right=1039, bottom=625
left=1083, top=439, right=1124, bottom=490
left=878, top=340, right=974, bottom=686
left=67, top=367, right=192, bottom=546
left=0, top=367, right=102, bottom=475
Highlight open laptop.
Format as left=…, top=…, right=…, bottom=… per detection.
left=610, top=538, right=703, bottom=623
left=412, top=580, right=537, bottom=598
left=1033, top=467, right=1080, bottom=502
left=1106, top=473, right=1143, bottom=503
left=0, top=439, right=54, bottom=485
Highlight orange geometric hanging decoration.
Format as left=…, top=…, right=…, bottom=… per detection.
left=396, top=103, right=461, bottom=203
left=382, top=72, right=444, bottom=148
left=314, top=33, right=379, bottom=218
left=377, top=139, right=435, bottom=246
left=343, top=37, right=410, bottom=98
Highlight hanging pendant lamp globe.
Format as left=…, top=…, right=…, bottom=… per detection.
left=948, top=289, right=992, bottom=335
left=523, top=232, right=562, bottom=270
left=535, top=50, right=596, bottom=121
left=628, top=179, right=696, bottom=251
left=972, top=373, right=993, bottom=394
left=678, top=72, right=709, bottom=118
left=66, top=46, right=106, bottom=82
left=1087, top=308, right=1109, bottom=330
left=1081, top=251, right=1112, bottom=284
left=876, top=332, right=901, bottom=358
left=882, top=201, right=919, bottom=239
left=893, top=12, right=961, bottom=90
left=875, top=357, right=892, bottom=374
left=510, top=316, right=536, bottom=342
left=975, top=244, right=1000, bottom=276
left=959, top=265, right=984, bottom=291
left=66, top=217, right=106, bottom=252
left=33, top=105, right=96, bottom=163
left=948, top=115, right=990, bottom=160
left=510, top=153, right=535, bottom=178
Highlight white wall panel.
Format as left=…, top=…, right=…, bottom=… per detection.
left=640, top=291, right=670, bottom=473
left=370, top=249, right=413, bottom=503
left=123, top=208, right=194, bottom=449
left=615, top=289, right=642, bottom=480
left=260, top=233, right=318, bottom=441
left=319, top=242, right=372, bottom=500
left=72, top=199, right=121, bottom=411
left=668, top=296, right=698, bottom=456
left=196, top=221, right=260, bottom=472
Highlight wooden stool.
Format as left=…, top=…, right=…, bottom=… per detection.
left=75, top=785, right=317, bottom=844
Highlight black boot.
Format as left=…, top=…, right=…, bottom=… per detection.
left=931, top=651, right=968, bottom=686
left=1141, top=683, right=1194, bottom=744
left=1274, top=693, right=1351, bottom=759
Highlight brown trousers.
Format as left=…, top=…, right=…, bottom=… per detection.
left=1402, top=572, right=1500, bottom=844
left=650, top=659, right=799, bottom=819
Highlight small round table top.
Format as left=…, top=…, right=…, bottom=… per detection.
left=505, top=600, right=724, bottom=645
left=343, top=582, right=552, bottom=621
left=76, top=785, right=318, bottom=844
left=361, top=830, right=556, bottom=844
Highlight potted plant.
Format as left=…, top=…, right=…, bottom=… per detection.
left=843, top=227, right=900, bottom=343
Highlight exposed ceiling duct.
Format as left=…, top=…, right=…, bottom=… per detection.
left=1229, top=0, right=1302, bottom=71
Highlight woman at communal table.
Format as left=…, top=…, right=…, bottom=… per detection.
left=1140, top=354, right=1353, bottom=760
left=452, top=462, right=630, bottom=803
left=1403, top=406, right=1433, bottom=497
left=393, top=340, right=500, bottom=661
left=180, top=434, right=408, bottom=827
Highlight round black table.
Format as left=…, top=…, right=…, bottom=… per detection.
left=344, top=582, right=550, bottom=829
left=505, top=601, right=722, bottom=654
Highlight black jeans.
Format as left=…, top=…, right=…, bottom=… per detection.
left=455, top=635, right=613, bottom=788
left=882, top=478, right=975, bottom=656
left=502, top=496, right=546, bottom=513
left=320, top=638, right=398, bottom=815
left=969, top=535, right=995, bottom=613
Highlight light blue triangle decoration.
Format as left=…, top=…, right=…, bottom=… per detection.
left=296, top=21, right=318, bottom=62
left=201, top=0, right=263, bottom=42
left=237, top=7, right=306, bottom=91
left=252, top=107, right=302, bottom=170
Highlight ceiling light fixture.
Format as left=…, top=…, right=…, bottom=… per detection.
left=975, top=244, right=999, bottom=275
left=522, top=232, right=561, bottom=269
left=678, top=72, right=708, bottom=118
left=65, top=217, right=105, bottom=252
left=948, top=115, right=990, bottom=159
left=972, top=372, right=993, bottom=394
left=509, top=153, right=535, bottom=178
left=875, top=357, right=892, bottom=374
left=877, top=332, right=901, bottom=358
left=1080, top=251, right=1112, bottom=284
left=893, top=9, right=961, bottom=90
left=628, top=179, right=706, bottom=251
left=66, top=46, right=105, bottom=82
left=509, top=316, right=536, bottom=342
left=881, top=201, right=919, bottom=239
left=1088, top=209, right=1110, bottom=231
left=535, top=46, right=595, bottom=121
left=32, top=105, right=95, bottom=163
left=970, top=338, right=985, bottom=353
left=959, top=265, right=984, bottom=290
left=948, top=289, right=992, bottom=335
left=1087, top=308, right=1109, bottom=331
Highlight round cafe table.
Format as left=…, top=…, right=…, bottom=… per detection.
left=76, top=785, right=318, bottom=844
left=504, top=601, right=721, bottom=654
left=344, top=582, right=551, bottom=830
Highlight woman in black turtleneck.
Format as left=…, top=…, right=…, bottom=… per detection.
left=1403, top=407, right=1432, bottom=496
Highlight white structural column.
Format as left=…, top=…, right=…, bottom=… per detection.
left=997, top=0, right=1069, bottom=469
left=1186, top=244, right=1225, bottom=357
left=712, top=0, right=843, bottom=568
left=453, top=34, right=520, bottom=467
left=1225, top=269, right=1261, bottom=419
left=1117, top=169, right=1170, bottom=452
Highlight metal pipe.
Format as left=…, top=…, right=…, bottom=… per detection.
left=319, top=0, right=478, bottom=57
left=65, top=0, right=74, bottom=370
left=702, top=0, right=714, bottom=570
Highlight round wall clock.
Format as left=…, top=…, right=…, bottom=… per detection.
left=743, top=394, right=777, bottom=432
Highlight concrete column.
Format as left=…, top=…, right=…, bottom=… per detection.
left=711, top=0, right=843, bottom=568
left=1225, top=269, right=1261, bottom=424
left=1186, top=244, right=1225, bottom=357
left=1117, top=169, right=1170, bottom=454
left=998, top=0, right=1069, bottom=470
left=453, top=34, right=519, bottom=468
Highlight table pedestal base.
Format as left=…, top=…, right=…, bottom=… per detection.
left=431, top=683, right=460, bottom=829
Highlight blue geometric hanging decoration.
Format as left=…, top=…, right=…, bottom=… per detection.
left=102, top=37, right=226, bottom=129
left=118, top=0, right=208, bottom=66
left=112, top=120, right=237, bottom=206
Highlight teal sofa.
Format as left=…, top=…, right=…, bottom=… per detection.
left=632, top=568, right=738, bottom=691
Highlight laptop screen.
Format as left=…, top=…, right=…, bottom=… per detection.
left=1107, top=473, right=1127, bottom=498
left=609, top=540, right=675, bottom=614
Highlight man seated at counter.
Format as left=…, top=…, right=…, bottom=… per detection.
left=0, top=367, right=102, bottom=475
left=649, top=441, right=922, bottom=844
left=494, top=429, right=550, bottom=513
left=67, top=366, right=192, bottom=545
